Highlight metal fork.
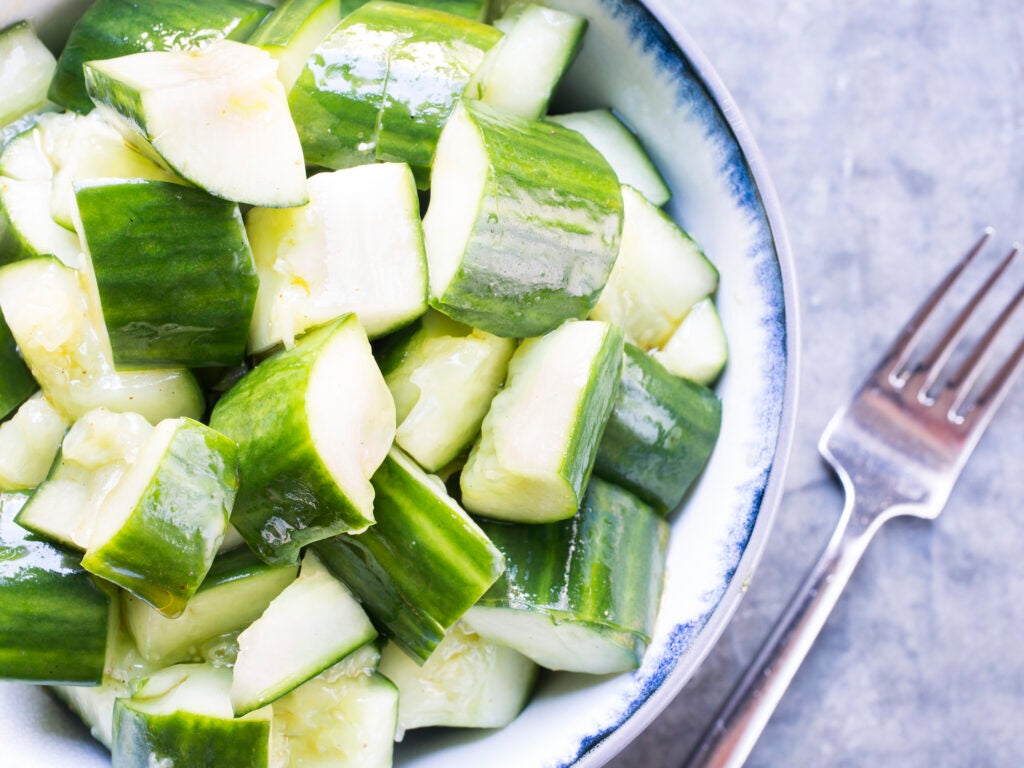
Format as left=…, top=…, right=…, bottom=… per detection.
left=685, top=230, right=1024, bottom=768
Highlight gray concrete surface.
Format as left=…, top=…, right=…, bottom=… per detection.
left=610, top=2, right=1024, bottom=766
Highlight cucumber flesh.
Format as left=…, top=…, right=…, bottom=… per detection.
left=0, top=393, right=69, bottom=491
left=591, top=185, right=718, bottom=349
left=340, top=0, right=490, bottom=20
left=379, top=622, right=537, bottom=736
left=653, top=296, right=729, bottom=385
left=547, top=110, right=671, bottom=207
left=247, top=0, right=342, bottom=91
left=84, top=40, right=308, bottom=208
left=460, top=320, right=623, bottom=523
left=0, top=22, right=57, bottom=127
left=231, top=551, right=378, bottom=715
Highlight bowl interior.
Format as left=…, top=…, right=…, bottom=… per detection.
left=0, top=1, right=795, bottom=766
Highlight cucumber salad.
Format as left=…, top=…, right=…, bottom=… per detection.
left=0, top=1, right=729, bottom=765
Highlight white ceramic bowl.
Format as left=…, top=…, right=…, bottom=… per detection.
left=0, top=1, right=798, bottom=765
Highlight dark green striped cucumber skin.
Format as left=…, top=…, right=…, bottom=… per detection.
left=340, top=0, right=488, bottom=20
left=476, top=478, right=668, bottom=656
left=0, top=493, right=110, bottom=685
left=595, top=344, right=722, bottom=514
left=314, top=448, right=504, bottom=663
left=76, top=180, right=258, bottom=369
left=0, top=310, right=36, bottom=420
left=247, top=0, right=333, bottom=46
left=289, top=1, right=501, bottom=186
left=82, top=420, right=238, bottom=617
left=49, top=0, right=272, bottom=114
left=210, top=316, right=376, bottom=566
left=430, top=101, right=624, bottom=338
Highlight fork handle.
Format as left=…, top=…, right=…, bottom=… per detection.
left=683, top=492, right=890, bottom=768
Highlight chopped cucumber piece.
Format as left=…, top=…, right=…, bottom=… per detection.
left=464, top=478, right=668, bottom=674
left=82, top=418, right=238, bottom=617
left=591, top=185, right=718, bottom=349
left=76, top=179, right=259, bottom=368
left=0, top=257, right=205, bottom=422
left=424, top=100, right=623, bottom=338
left=113, top=664, right=272, bottom=768
left=232, top=551, right=378, bottom=715
left=0, top=22, right=57, bottom=127
left=314, top=447, right=505, bottom=662
left=653, top=296, right=729, bottom=384
left=379, top=622, right=537, bottom=736
left=84, top=40, right=307, bottom=208
left=594, top=344, right=722, bottom=514
left=0, top=492, right=112, bottom=685
left=289, top=0, right=501, bottom=185
left=340, top=0, right=490, bottom=20
left=16, top=408, right=154, bottom=549
left=247, top=163, right=427, bottom=353
left=0, top=309, right=36, bottom=420
left=247, top=0, right=342, bottom=91
left=50, top=0, right=273, bottom=114
left=0, top=394, right=68, bottom=491
left=270, top=647, right=397, bottom=768
left=123, top=545, right=298, bottom=666
left=475, top=3, right=585, bottom=120
left=377, top=311, right=517, bottom=472
left=210, top=314, right=395, bottom=565
left=461, top=319, right=623, bottom=523
left=548, top=110, right=671, bottom=207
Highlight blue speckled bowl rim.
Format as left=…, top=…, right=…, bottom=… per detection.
left=567, top=0, right=800, bottom=765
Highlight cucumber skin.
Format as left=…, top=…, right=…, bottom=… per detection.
left=313, top=449, right=505, bottom=663
left=429, top=101, right=624, bottom=338
left=0, top=493, right=111, bottom=685
left=594, top=344, right=722, bottom=514
left=340, top=0, right=489, bottom=20
left=0, top=311, right=36, bottom=420
left=82, top=420, right=238, bottom=618
left=49, top=0, right=273, bottom=114
left=113, top=701, right=270, bottom=768
left=210, top=316, right=377, bottom=566
left=475, top=478, right=668, bottom=661
left=76, top=180, right=258, bottom=369
left=289, top=1, right=501, bottom=186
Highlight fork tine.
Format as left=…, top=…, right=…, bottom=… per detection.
left=881, top=228, right=993, bottom=384
left=953, top=323, right=1024, bottom=435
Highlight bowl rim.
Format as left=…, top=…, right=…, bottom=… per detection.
left=577, top=0, right=801, bottom=764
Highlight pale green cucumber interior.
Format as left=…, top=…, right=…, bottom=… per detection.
left=654, top=296, right=729, bottom=384
left=0, top=393, right=68, bottom=491
left=423, top=104, right=488, bottom=301
left=254, top=0, right=342, bottom=91
left=130, top=664, right=270, bottom=723
left=0, top=22, right=56, bottom=127
left=1, top=177, right=83, bottom=266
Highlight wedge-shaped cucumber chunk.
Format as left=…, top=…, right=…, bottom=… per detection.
left=654, top=296, right=729, bottom=384
left=424, top=100, right=623, bottom=338
left=124, top=545, right=298, bottom=666
left=0, top=22, right=56, bottom=127
left=548, top=110, right=671, bottom=207
left=314, top=447, right=505, bottom=663
left=271, top=646, right=397, bottom=768
left=76, top=179, right=259, bottom=368
left=0, top=257, right=205, bottom=422
left=464, top=478, right=668, bottom=674
left=379, top=622, right=537, bottom=736
left=461, top=319, right=623, bottom=523
left=0, top=310, right=35, bottom=420
left=82, top=418, right=238, bottom=617
left=474, top=3, right=585, bottom=120
left=210, top=314, right=395, bottom=565
left=248, top=0, right=343, bottom=91
left=0, top=394, right=68, bottom=491
left=231, top=551, right=377, bottom=715
left=16, top=408, right=153, bottom=549
left=84, top=40, right=307, bottom=208
left=377, top=311, right=516, bottom=472
left=50, top=0, right=273, bottom=114
left=594, top=344, right=721, bottom=514
left=591, top=185, right=718, bottom=349
left=113, top=664, right=272, bottom=768
left=0, top=492, right=112, bottom=684
left=289, top=0, right=501, bottom=185
left=247, top=163, right=427, bottom=353
left=340, top=0, right=489, bottom=20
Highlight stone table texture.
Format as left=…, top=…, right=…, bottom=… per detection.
left=609, top=1, right=1024, bottom=767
